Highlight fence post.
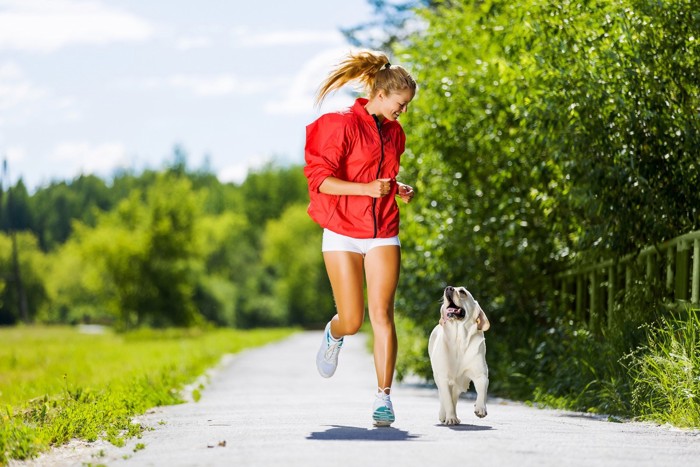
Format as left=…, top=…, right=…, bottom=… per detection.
left=576, top=275, right=584, bottom=321
left=646, top=253, right=658, bottom=283
left=608, top=264, right=616, bottom=330
left=590, top=270, right=599, bottom=331
left=693, top=238, right=699, bottom=304
left=560, top=278, right=568, bottom=314
left=666, top=248, right=675, bottom=292
left=676, top=242, right=690, bottom=301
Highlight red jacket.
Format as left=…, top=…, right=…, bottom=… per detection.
left=304, top=98, right=406, bottom=239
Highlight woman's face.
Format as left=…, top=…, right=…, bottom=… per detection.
left=377, top=88, right=414, bottom=122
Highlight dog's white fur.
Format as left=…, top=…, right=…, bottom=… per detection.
left=428, top=286, right=490, bottom=425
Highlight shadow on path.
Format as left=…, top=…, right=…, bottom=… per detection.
left=437, top=423, right=493, bottom=432
left=307, top=425, right=422, bottom=441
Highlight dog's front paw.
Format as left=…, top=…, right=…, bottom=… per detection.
left=474, top=404, right=487, bottom=418
left=442, top=415, right=461, bottom=425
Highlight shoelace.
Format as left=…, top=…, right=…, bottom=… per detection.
left=324, top=336, right=342, bottom=360
left=375, top=391, right=392, bottom=407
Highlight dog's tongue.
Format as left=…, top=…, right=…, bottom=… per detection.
left=446, top=306, right=462, bottom=318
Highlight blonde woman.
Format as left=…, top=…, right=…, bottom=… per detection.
left=304, top=49, right=417, bottom=426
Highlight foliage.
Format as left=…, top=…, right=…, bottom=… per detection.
left=260, top=203, right=334, bottom=327
left=624, top=306, right=700, bottom=427
left=0, top=325, right=296, bottom=463
left=0, top=232, right=49, bottom=325
left=0, top=148, right=318, bottom=328
left=342, top=0, right=435, bottom=49
left=26, top=175, right=113, bottom=250
left=67, top=174, right=203, bottom=329
left=239, top=161, right=309, bottom=237
left=363, top=0, right=700, bottom=425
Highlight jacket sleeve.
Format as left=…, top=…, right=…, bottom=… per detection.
left=304, top=114, right=348, bottom=193
left=395, top=124, right=406, bottom=157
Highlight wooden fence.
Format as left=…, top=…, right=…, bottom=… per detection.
left=555, top=230, right=700, bottom=331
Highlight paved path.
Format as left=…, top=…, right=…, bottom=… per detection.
left=16, top=331, right=700, bottom=467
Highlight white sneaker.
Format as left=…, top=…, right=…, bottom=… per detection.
left=316, top=322, right=343, bottom=378
left=372, top=393, right=395, bottom=427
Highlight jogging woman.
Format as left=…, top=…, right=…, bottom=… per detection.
left=304, top=49, right=417, bottom=426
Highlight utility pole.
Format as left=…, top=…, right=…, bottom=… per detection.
left=2, top=158, right=29, bottom=323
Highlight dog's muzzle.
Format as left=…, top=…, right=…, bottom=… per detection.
left=445, top=305, right=465, bottom=319
left=444, top=287, right=465, bottom=319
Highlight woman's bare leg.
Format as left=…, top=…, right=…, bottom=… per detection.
left=323, top=251, right=366, bottom=338
left=364, top=246, right=400, bottom=394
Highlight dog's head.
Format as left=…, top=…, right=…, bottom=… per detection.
left=441, top=286, right=490, bottom=331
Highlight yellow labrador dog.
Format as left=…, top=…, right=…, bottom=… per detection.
left=428, top=285, right=490, bottom=425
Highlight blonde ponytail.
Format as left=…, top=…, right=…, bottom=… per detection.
left=314, top=49, right=417, bottom=107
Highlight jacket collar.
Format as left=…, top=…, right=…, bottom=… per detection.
left=352, top=97, right=397, bottom=130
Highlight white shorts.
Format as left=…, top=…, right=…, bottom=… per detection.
left=322, top=229, right=400, bottom=255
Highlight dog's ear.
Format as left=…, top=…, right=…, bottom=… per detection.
left=476, top=304, right=490, bottom=332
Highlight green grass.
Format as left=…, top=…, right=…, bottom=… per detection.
left=625, top=306, right=700, bottom=428
left=0, top=325, right=297, bottom=463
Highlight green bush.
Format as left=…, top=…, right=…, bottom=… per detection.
left=625, top=306, right=700, bottom=427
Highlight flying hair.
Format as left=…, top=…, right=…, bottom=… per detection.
left=314, top=49, right=417, bottom=108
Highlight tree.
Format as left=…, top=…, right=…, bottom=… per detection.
left=239, top=162, right=309, bottom=236
left=72, top=173, right=204, bottom=328
left=261, top=203, right=333, bottom=327
left=367, top=0, right=700, bottom=385
left=0, top=232, right=48, bottom=324
left=29, top=175, right=113, bottom=250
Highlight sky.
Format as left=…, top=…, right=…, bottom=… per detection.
left=0, top=0, right=379, bottom=192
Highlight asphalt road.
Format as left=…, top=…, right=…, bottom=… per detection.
left=14, top=331, right=700, bottom=467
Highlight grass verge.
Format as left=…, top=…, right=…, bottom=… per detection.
left=624, top=306, right=700, bottom=428
left=0, top=325, right=297, bottom=463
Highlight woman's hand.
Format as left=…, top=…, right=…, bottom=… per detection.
left=397, top=182, right=415, bottom=203
left=366, top=178, right=392, bottom=198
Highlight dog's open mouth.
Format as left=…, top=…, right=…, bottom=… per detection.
left=445, top=299, right=465, bottom=320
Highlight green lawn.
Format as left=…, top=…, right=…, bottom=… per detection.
left=0, top=325, right=297, bottom=463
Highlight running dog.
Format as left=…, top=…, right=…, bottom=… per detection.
left=428, top=285, right=490, bottom=425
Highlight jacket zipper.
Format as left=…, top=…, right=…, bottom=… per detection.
left=372, top=115, right=385, bottom=239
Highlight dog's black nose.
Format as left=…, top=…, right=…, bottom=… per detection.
left=445, top=286, right=454, bottom=294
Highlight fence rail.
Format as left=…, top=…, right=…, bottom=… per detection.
left=555, top=230, right=700, bottom=331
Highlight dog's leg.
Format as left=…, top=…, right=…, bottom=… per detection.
left=472, top=374, right=489, bottom=418
left=449, top=384, right=462, bottom=424
left=436, top=380, right=460, bottom=425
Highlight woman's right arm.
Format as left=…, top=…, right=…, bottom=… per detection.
left=319, top=177, right=390, bottom=198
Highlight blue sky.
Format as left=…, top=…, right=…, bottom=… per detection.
left=0, top=0, right=378, bottom=192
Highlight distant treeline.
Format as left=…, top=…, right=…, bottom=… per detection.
left=0, top=153, right=333, bottom=329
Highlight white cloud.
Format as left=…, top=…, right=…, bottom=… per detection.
left=50, top=141, right=129, bottom=175
left=4, top=145, right=27, bottom=164
left=54, top=97, right=82, bottom=122
left=174, top=35, right=212, bottom=51
left=0, top=61, right=21, bottom=80
left=0, top=0, right=154, bottom=52
left=0, top=61, right=81, bottom=126
left=0, top=61, right=49, bottom=125
left=218, top=154, right=272, bottom=184
left=264, top=47, right=359, bottom=116
left=0, top=61, right=47, bottom=111
left=167, top=73, right=283, bottom=97
left=169, top=74, right=240, bottom=97
left=232, top=28, right=345, bottom=48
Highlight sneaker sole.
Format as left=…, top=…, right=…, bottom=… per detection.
left=373, top=419, right=393, bottom=427
left=372, top=408, right=395, bottom=427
